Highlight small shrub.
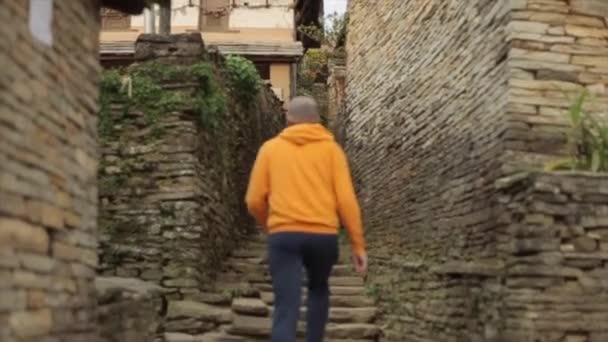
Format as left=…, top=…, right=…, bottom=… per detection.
left=545, top=90, right=608, bottom=172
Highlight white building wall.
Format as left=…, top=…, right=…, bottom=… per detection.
left=131, top=0, right=200, bottom=28
left=130, top=0, right=294, bottom=30
left=229, top=7, right=294, bottom=29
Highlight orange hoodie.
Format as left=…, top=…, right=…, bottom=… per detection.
left=245, top=123, right=366, bottom=256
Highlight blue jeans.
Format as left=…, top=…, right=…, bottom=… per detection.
left=268, top=232, right=338, bottom=342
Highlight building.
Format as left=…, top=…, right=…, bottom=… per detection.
left=100, top=0, right=322, bottom=104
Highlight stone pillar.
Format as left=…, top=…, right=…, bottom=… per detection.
left=158, top=0, right=172, bottom=35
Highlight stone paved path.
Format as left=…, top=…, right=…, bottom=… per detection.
left=164, top=234, right=381, bottom=342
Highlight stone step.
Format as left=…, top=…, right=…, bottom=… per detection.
left=260, top=292, right=375, bottom=308
left=329, top=276, right=364, bottom=287
left=170, top=331, right=379, bottom=342
left=326, top=323, right=381, bottom=339
left=248, top=275, right=365, bottom=287
left=228, top=315, right=271, bottom=337
left=266, top=306, right=378, bottom=324
left=225, top=259, right=356, bottom=277
left=198, top=332, right=245, bottom=342
left=231, top=298, right=269, bottom=316
left=328, top=307, right=379, bottom=324
left=228, top=315, right=380, bottom=339
left=167, top=300, right=232, bottom=324
left=254, top=283, right=367, bottom=296
left=165, top=332, right=201, bottom=342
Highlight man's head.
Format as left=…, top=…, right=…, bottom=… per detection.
left=287, top=96, right=320, bottom=124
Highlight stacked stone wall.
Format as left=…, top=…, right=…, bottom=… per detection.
left=96, top=277, right=165, bottom=342
left=0, top=1, right=101, bottom=340
left=97, top=35, right=284, bottom=304
left=505, top=0, right=608, bottom=171
left=344, top=0, right=608, bottom=341
left=497, top=172, right=608, bottom=341
left=344, top=1, right=510, bottom=339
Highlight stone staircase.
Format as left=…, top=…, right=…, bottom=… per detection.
left=164, top=234, right=381, bottom=342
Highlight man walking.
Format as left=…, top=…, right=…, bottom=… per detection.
left=246, top=96, right=367, bottom=342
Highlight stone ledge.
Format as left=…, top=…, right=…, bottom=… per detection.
left=431, top=260, right=504, bottom=277
left=563, top=252, right=608, bottom=260
left=96, top=276, right=167, bottom=302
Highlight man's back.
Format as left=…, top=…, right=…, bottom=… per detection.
left=262, top=124, right=341, bottom=233
left=246, top=123, right=365, bottom=255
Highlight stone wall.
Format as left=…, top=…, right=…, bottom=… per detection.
left=344, top=0, right=608, bottom=341
left=97, top=35, right=284, bottom=305
left=505, top=0, right=608, bottom=171
left=0, top=1, right=101, bottom=341
left=96, top=277, right=165, bottom=342
left=327, top=60, right=346, bottom=133
left=497, top=172, right=608, bottom=341
left=344, top=1, right=510, bottom=340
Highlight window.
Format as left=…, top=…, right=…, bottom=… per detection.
left=254, top=62, right=271, bottom=80
left=200, top=0, right=231, bottom=31
left=100, top=7, right=131, bottom=31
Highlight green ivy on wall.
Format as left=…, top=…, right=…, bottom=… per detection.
left=98, top=57, right=262, bottom=142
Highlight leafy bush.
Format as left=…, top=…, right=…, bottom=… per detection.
left=545, top=90, right=608, bottom=172
left=223, top=55, right=261, bottom=107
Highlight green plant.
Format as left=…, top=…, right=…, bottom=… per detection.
left=298, top=49, right=329, bottom=94
left=98, top=174, right=128, bottom=194
left=98, top=70, right=127, bottom=140
left=224, top=55, right=261, bottom=108
left=365, top=283, right=382, bottom=300
left=98, top=62, right=229, bottom=141
left=298, top=12, right=348, bottom=58
left=190, top=62, right=227, bottom=131
left=545, top=90, right=608, bottom=172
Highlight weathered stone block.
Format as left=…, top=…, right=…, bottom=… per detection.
left=167, top=301, right=232, bottom=323
left=9, top=309, right=52, bottom=338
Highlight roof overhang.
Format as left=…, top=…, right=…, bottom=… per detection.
left=208, top=41, right=304, bottom=62
left=100, top=41, right=136, bottom=56
left=100, top=40, right=304, bottom=65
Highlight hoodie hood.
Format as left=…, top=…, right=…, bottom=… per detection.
left=279, top=123, right=334, bottom=146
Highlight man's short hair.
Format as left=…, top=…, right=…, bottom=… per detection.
left=287, top=96, right=320, bottom=124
